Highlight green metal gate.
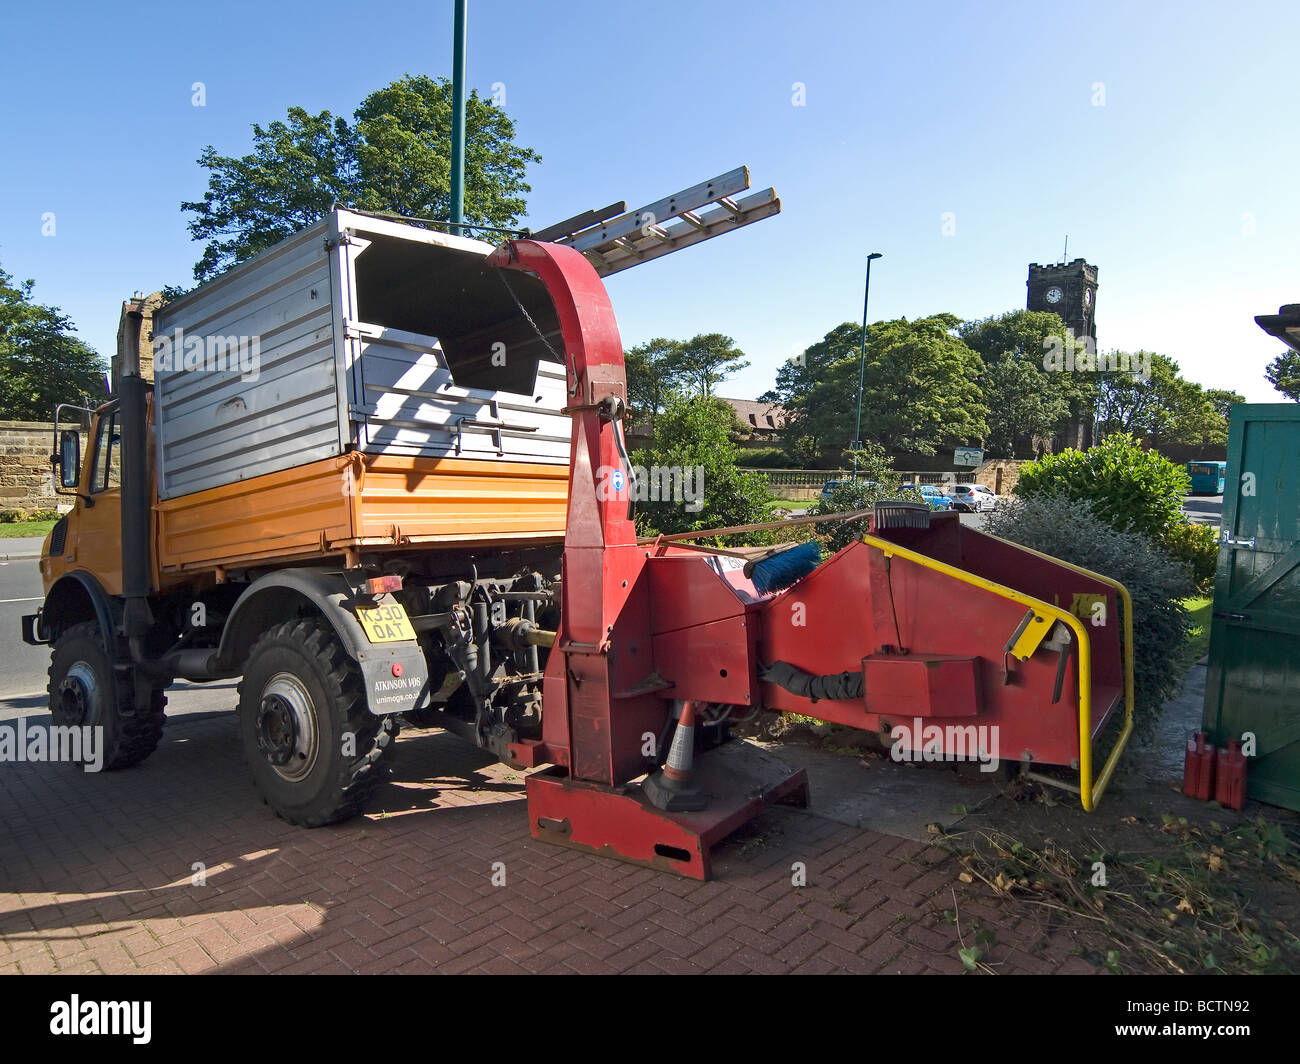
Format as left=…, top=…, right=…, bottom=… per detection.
left=1203, top=404, right=1300, bottom=811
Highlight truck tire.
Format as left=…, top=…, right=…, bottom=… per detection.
left=48, top=621, right=167, bottom=770
left=237, top=618, right=397, bottom=827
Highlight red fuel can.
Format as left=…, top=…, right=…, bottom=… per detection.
left=1191, top=731, right=1217, bottom=801
left=1215, top=738, right=1247, bottom=811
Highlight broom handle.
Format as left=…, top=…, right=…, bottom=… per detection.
left=638, top=508, right=875, bottom=545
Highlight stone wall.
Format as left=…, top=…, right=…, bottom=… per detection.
left=897, top=458, right=1025, bottom=495
left=0, top=421, right=81, bottom=514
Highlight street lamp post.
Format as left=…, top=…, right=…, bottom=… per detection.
left=852, top=252, right=883, bottom=477
left=449, top=0, right=469, bottom=235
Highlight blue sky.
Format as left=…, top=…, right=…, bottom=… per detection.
left=1, top=0, right=1296, bottom=402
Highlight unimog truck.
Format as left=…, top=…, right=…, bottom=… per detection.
left=21, top=177, right=1135, bottom=879
left=25, top=207, right=587, bottom=825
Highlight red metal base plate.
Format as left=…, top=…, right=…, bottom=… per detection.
left=524, top=741, right=810, bottom=880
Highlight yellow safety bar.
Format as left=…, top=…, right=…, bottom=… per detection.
left=980, top=534, right=1135, bottom=808
left=860, top=533, right=1135, bottom=811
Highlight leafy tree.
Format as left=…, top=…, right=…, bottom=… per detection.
left=0, top=264, right=107, bottom=421
left=631, top=393, right=768, bottom=537
left=1014, top=433, right=1190, bottom=541
left=762, top=322, right=860, bottom=462
left=1206, top=388, right=1246, bottom=420
left=1095, top=353, right=1236, bottom=448
left=960, top=309, right=1070, bottom=362
left=789, top=434, right=822, bottom=467
left=960, top=309, right=1095, bottom=451
left=182, top=75, right=540, bottom=282
left=624, top=337, right=680, bottom=425
left=1265, top=350, right=1300, bottom=401
left=668, top=333, right=749, bottom=398
left=979, top=352, right=1070, bottom=458
left=763, top=323, right=856, bottom=406
left=777, top=316, right=987, bottom=457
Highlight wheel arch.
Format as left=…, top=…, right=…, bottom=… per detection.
left=215, top=569, right=427, bottom=718
left=41, top=571, right=120, bottom=649
left=217, top=570, right=368, bottom=672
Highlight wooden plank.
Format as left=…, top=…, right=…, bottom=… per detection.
left=530, top=200, right=626, bottom=242
left=561, top=167, right=751, bottom=254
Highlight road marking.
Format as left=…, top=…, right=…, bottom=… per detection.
left=0, top=597, right=42, bottom=604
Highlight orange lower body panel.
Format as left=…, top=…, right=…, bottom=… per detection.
left=154, top=453, right=569, bottom=573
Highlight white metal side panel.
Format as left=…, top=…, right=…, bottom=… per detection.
left=347, top=323, right=570, bottom=463
left=154, top=222, right=343, bottom=499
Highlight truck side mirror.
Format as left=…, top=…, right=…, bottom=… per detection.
left=58, top=429, right=81, bottom=488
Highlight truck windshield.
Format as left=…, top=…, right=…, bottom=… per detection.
left=91, top=411, right=121, bottom=493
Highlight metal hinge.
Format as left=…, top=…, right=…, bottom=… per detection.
left=324, top=232, right=361, bottom=251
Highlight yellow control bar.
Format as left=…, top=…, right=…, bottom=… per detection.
left=860, top=533, right=1134, bottom=810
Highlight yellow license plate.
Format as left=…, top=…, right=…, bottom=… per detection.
left=356, top=602, right=415, bottom=643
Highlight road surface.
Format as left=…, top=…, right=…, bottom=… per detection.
left=0, top=555, right=236, bottom=724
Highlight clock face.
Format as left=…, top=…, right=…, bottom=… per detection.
left=1045, top=287, right=1063, bottom=305
left=1085, top=289, right=1093, bottom=306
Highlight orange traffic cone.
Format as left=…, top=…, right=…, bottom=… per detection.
left=643, top=701, right=708, bottom=812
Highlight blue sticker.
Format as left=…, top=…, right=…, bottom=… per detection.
left=611, top=469, right=626, bottom=492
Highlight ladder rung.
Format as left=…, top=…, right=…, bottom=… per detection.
left=583, top=189, right=780, bottom=277
left=562, top=166, right=751, bottom=254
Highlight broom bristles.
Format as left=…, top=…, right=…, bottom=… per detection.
left=748, top=540, right=822, bottom=594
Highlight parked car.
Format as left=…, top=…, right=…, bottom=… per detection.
left=946, top=483, right=998, bottom=512
left=819, top=478, right=884, bottom=506
left=914, top=484, right=952, bottom=511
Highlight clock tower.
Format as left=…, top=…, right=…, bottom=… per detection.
left=1026, top=258, right=1098, bottom=343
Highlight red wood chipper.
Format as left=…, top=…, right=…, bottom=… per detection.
left=492, top=238, right=1135, bottom=881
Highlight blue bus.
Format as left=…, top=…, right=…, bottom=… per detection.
left=1187, top=460, right=1226, bottom=495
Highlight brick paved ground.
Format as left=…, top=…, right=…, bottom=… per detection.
left=0, top=713, right=1099, bottom=974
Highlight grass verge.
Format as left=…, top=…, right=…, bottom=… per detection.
left=0, top=519, right=56, bottom=540
left=1172, top=595, right=1212, bottom=674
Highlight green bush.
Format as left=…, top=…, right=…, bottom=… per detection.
left=1162, top=519, right=1219, bottom=594
left=736, top=447, right=790, bottom=469
left=985, top=493, right=1192, bottom=732
left=1014, top=433, right=1190, bottom=541
left=29, top=508, right=61, bottom=521
left=0, top=509, right=27, bottom=523
left=809, top=444, right=926, bottom=553
left=632, top=394, right=770, bottom=542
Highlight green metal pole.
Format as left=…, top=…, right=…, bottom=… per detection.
left=449, top=0, right=468, bottom=234
left=853, top=252, right=882, bottom=477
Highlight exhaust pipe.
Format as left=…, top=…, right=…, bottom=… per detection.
left=118, top=309, right=153, bottom=646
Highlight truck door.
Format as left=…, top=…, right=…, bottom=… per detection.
left=70, top=407, right=125, bottom=594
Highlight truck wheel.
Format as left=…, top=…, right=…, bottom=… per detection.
left=237, top=618, right=397, bottom=827
left=48, top=621, right=167, bottom=770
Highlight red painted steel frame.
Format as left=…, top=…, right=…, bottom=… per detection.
left=491, top=240, right=805, bottom=878
left=758, top=517, right=1126, bottom=768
